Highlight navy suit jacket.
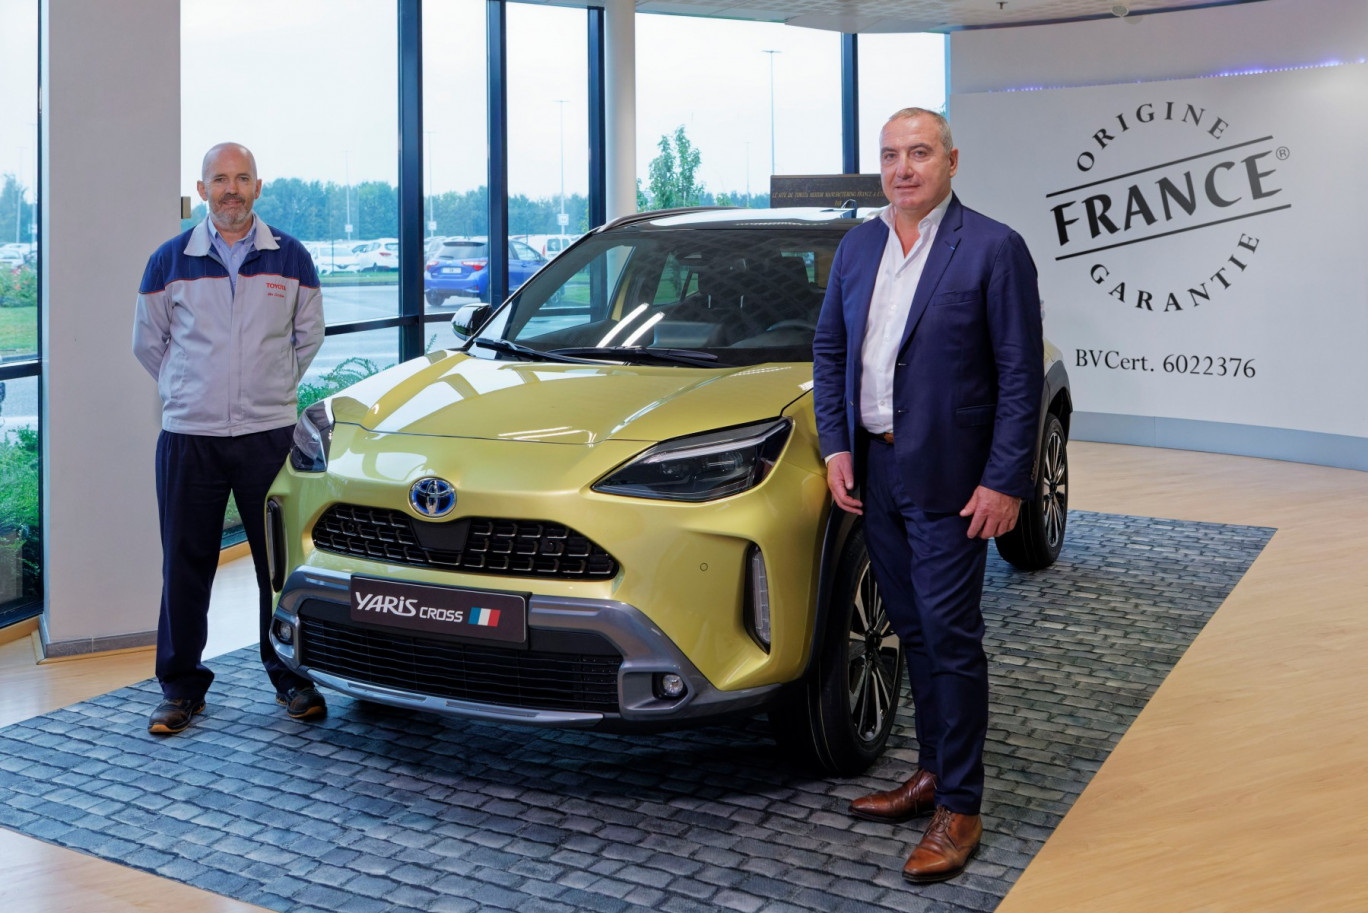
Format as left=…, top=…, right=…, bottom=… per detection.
left=812, top=195, right=1044, bottom=514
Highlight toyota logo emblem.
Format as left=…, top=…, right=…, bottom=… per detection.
left=409, top=477, right=456, bottom=518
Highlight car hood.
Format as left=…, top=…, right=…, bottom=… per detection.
left=328, top=351, right=813, bottom=444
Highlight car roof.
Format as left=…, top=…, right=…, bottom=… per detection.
left=600, top=205, right=884, bottom=233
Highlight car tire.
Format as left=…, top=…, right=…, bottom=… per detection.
left=425, top=291, right=447, bottom=306
left=771, top=525, right=904, bottom=776
left=995, top=411, right=1069, bottom=570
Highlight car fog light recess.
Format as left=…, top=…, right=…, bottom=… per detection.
left=747, top=545, right=772, bottom=650
left=266, top=498, right=286, bottom=592
left=656, top=673, right=687, bottom=700
left=274, top=619, right=294, bottom=645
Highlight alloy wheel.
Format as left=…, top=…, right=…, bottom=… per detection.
left=846, top=564, right=901, bottom=745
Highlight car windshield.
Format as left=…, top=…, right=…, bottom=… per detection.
left=474, top=225, right=847, bottom=368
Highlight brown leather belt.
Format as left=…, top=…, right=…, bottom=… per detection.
left=863, top=429, right=894, bottom=444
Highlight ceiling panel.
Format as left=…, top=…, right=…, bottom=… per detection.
left=625, top=0, right=1268, bottom=33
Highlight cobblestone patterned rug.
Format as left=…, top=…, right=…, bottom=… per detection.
left=0, top=511, right=1273, bottom=913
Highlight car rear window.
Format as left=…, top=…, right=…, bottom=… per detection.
left=439, top=242, right=487, bottom=259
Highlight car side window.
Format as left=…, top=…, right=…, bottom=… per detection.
left=504, top=243, right=635, bottom=344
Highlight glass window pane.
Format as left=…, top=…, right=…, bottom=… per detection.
left=1, top=0, right=40, bottom=618
left=858, top=34, right=947, bottom=174
left=183, top=1, right=398, bottom=547
left=424, top=312, right=463, bottom=355
left=422, top=0, right=488, bottom=315
left=299, top=327, right=401, bottom=413
left=182, top=0, right=400, bottom=322
left=0, top=0, right=39, bottom=363
left=637, top=15, right=842, bottom=209
left=0, top=375, right=39, bottom=611
left=507, top=3, right=588, bottom=291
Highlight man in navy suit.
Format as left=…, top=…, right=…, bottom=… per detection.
left=812, top=108, right=1043, bottom=883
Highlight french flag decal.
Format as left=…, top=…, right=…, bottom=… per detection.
left=470, top=607, right=501, bottom=627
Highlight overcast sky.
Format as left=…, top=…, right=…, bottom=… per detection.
left=1, top=0, right=39, bottom=207
left=1, top=1, right=944, bottom=208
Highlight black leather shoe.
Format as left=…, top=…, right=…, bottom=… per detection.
left=276, top=685, right=327, bottom=720
left=148, top=697, right=205, bottom=735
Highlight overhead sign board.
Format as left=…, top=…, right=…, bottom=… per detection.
left=770, top=174, right=885, bottom=209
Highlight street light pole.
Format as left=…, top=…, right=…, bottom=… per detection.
left=14, top=155, right=22, bottom=243
left=745, top=141, right=751, bottom=206
left=344, top=150, right=353, bottom=241
left=426, top=130, right=435, bottom=238
left=554, top=99, right=568, bottom=233
left=762, top=49, right=779, bottom=177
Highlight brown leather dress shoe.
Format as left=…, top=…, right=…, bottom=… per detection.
left=848, top=767, right=938, bottom=823
left=902, top=806, right=982, bottom=883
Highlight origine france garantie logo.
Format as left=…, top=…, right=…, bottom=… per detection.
left=1046, top=99, right=1292, bottom=314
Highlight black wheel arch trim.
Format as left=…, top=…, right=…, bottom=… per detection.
left=796, top=504, right=863, bottom=684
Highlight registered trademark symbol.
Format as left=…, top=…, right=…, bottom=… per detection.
left=1276, top=146, right=1290, bottom=160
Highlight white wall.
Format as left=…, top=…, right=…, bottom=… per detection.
left=952, top=0, right=1368, bottom=94
left=40, top=0, right=177, bottom=654
left=949, top=0, right=1368, bottom=469
left=604, top=0, right=637, bottom=221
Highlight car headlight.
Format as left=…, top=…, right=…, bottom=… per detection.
left=289, top=400, right=334, bottom=472
left=593, top=418, right=792, bottom=502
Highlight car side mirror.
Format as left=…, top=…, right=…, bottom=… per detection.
left=451, top=303, right=492, bottom=341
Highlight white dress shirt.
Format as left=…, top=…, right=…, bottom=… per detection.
left=858, top=195, right=951, bottom=435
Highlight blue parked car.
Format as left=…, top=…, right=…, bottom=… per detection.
left=424, top=237, right=546, bottom=306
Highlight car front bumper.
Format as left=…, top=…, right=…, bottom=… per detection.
left=270, top=566, right=782, bottom=729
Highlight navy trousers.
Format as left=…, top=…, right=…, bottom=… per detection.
left=862, top=436, right=990, bottom=815
left=154, top=427, right=308, bottom=702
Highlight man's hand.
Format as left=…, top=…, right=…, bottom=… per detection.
left=960, top=485, right=1020, bottom=539
left=825, top=451, right=864, bottom=515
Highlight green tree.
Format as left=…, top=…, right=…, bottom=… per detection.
left=0, top=264, right=36, bottom=309
left=355, top=181, right=399, bottom=239
left=0, top=427, right=40, bottom=535
left=645, top=126, right=704, bottom=211
left=257, top=177, right=329, bottom=239
left=0, top=174, right=36, bottom=246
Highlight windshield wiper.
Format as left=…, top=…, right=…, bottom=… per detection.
left=468, top=336, right=588, bottom=364
left=549, top=346, right=721, bottom=368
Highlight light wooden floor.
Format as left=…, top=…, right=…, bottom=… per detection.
left=2, top=442, right=1366, bottom=911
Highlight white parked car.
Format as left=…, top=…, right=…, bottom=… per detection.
left=311, top=242, right=362, bottom=276
left=353, top=238, right=399, bottom=271
left=520, top=233, right=577, bottom=259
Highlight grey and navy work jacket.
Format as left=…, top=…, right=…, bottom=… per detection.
left=133, top=217, right=325, bottom=436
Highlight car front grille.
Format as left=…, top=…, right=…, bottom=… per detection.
left=312, top=504, right=619, bottom=580
left=299, top=612, right=622, bottom=714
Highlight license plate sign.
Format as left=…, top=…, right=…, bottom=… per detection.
left=442, top=267, right=462, bottom=275
left=349, top=576, right=527, bottom=646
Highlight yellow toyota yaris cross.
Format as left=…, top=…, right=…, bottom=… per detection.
left=266, top=206, right=1072, bottom=775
